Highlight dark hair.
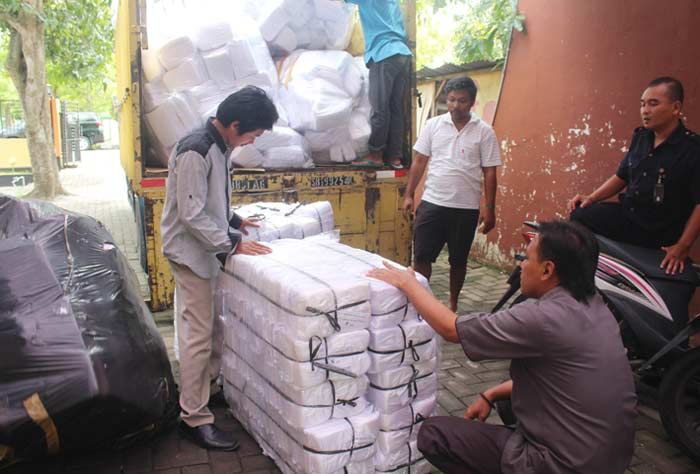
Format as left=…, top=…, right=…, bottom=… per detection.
left=216, top=85, right=279, bottom=133
left=444, top=76, right=477, bottom=103
left=647, top=76, right=684, bottom=104
left=536, top=220, right=599, bottom=303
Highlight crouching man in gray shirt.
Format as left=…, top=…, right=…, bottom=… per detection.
left=161, top=86, right=278, bottom=451
left=368, top=220, right=637, bottom=474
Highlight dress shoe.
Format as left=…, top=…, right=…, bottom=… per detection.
left=178, top=421, right=240, bottom=451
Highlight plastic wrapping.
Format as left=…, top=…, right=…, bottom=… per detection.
left=0, top=196, right=178, bottom=461
left=223, top=349, right=369, bottom=430
left=225, top=383, right=379, bottom=474
left=374, top=441, right=431, bottom=474
left=218, top=237, right=440, bottom=473
left=376, top=396, right=436, bottom=454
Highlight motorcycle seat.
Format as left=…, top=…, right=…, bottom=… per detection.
left=595, top=234, right=699, bottom=285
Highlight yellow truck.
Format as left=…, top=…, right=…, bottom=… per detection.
left=116, top=0, right=417, bottom=311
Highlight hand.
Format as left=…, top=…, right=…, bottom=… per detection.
left=239, top=217, right=261, bottom=236
left=402, top=196, right=415, bottom=219
left=464, top=396, right=492, bottom=421
left=367, top=261, right=416, bottom=290
left=480, top=208, right=496, bottom=234
left=568, top=194, right=592, bottom=211
left=234, top=241, right=272, bottom=256
left=660, top=242, right=690, bottom=275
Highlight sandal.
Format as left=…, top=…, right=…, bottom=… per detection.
left=351, top=156, right=383, bottom=168
left=387, top=158, right=404, bottom=170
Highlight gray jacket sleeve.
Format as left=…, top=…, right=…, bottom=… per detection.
left=175, top=151, right=233, bottom=254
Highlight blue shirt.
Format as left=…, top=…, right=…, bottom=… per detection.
left=347, top=0, right=412, bottom=64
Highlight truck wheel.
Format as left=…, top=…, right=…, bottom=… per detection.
left=79, top=136, right=91, bottom=151
left=658, top=347, right=700, bottom=463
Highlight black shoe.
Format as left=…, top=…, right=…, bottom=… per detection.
left=178, top=421, right=240, bottom=451
left=208, top=390, right=227, bottom=407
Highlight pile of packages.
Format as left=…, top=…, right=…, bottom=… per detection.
left=0, top=196, right=178, bottom=462
left=172, top=200, right=336, bottom=360
left=219, top=237, right=437, bottom=473
left=234, top=200, right=335, bottom=242
left=142, top=0, right=372, bottom=169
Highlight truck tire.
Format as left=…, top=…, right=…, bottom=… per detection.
left=658, top=347, right=700, bottom=463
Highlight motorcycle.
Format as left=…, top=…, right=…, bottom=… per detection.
left=492, top=221, right=700, bottom=462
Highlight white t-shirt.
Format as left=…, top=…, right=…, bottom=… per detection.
left=414, top=113, right=502, bottom=209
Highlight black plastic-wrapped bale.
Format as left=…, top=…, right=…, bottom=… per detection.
left=0, top=195, right=178, bottom=461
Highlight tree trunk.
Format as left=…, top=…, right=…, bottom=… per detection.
left=3, top=0, right=65, bottom=200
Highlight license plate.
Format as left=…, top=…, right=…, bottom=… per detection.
left=309, top=175, right=355, bottom=188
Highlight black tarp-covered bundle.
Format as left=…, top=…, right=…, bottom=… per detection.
left=0, top=195, right=178, bottom=462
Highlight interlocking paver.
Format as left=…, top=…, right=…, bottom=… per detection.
left=2, top=151, right=699, bottom=474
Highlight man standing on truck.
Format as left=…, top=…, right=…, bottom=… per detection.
left=569, top=76, right=700, bottom=276
left=342, top=0, right=412, bottom=169
left=161, top=86, right=278, bottom=451
left=403, top=76, right=501, bottom=312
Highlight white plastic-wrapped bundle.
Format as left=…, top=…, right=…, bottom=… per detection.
left=376, top=396, right=436, bottom=454
left=350, top=111, right=371, bottom=156
left=193, top=21, right=233, bottom=51
left=158, top=36, right=198, bottom=70
left=367, top=369, right=438, bottom=414
left=233, top=200, right=335, bottom=242
left=225, top=316, right=370, bottom=389
left=230, top=145, right=264, bottom=168
left=202, top=46, right=237, bottom=87
left=222, top=246, right=372, bottom=339
left=226, top=382, right=379, bottom=474
left=368, top=320, right=438, bottom=373
left=374, top=440, right=432, bottom=474
left=142, top=79, right=169, bottom=113
left=145, top=93, right=202, bottom=148
left=224, top=349, right=370, bottom=430
left=163, top=57, right=209, bottom=92
left=251, top=126, right=313, bottom=169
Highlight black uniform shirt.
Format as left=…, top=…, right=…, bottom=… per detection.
left=616, top=121, right=700, bottom=242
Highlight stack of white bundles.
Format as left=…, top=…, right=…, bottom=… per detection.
left=253, top=126, right=313, bottom=169
left=299, top=240, right=438, bottom=473
left=244, top=0, right=355, bottom=54
left=219, top=237, right=381, bottom=473
left=226, top=382, right=379, bottom=474
left=233, top=200, right=335, bottom=242
left=217, top=237, right=439, bottom=472
left=278, top=50, right=370, bottom=163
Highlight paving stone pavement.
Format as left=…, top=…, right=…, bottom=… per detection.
left=3, top=153, right=699, bottom=474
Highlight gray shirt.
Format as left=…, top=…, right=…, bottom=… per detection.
left=456, top=287, right=637, bottom=474
left=161, top=119, right=242, bottom=279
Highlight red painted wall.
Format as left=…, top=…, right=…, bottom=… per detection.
left=477, top=0, right=700, bottom=269
left=476, top=0, right=700, bottom=314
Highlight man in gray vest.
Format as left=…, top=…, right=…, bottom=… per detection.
left=161, top=86, right=277, bottom=451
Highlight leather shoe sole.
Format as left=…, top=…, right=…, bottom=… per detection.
left=178, top=422, right=240, bottom=451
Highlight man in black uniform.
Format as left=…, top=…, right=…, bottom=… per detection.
left=569, top=76, right=700, bottom=275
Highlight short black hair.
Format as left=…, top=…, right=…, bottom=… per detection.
left=647, top=76, right=684, bottom=104
left=444, top=76, right=477, bottom=103
left=216, top=86, right=279, bottom=133
left=537, top=220, right=599, bottom=303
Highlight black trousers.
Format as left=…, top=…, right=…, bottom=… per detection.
left=570, top=202, right=670, bottom=248
left=367, top=54, right=410, bottom=160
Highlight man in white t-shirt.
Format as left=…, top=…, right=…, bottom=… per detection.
left=403, top=76, right=502, bottom=311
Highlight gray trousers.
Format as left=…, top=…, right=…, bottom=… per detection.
left=418, top=416, right=514, bottom=474
left=368, top=54, right=411, bottom=159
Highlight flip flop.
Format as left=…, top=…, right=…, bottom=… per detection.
left=351, top=157, right=383, bottom=168
left=388, top=158, right=404, bottom=170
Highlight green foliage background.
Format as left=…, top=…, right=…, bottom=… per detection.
left=417, top=0, right=524, bottom=69
left=0, top=0, right=114, bottom=116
